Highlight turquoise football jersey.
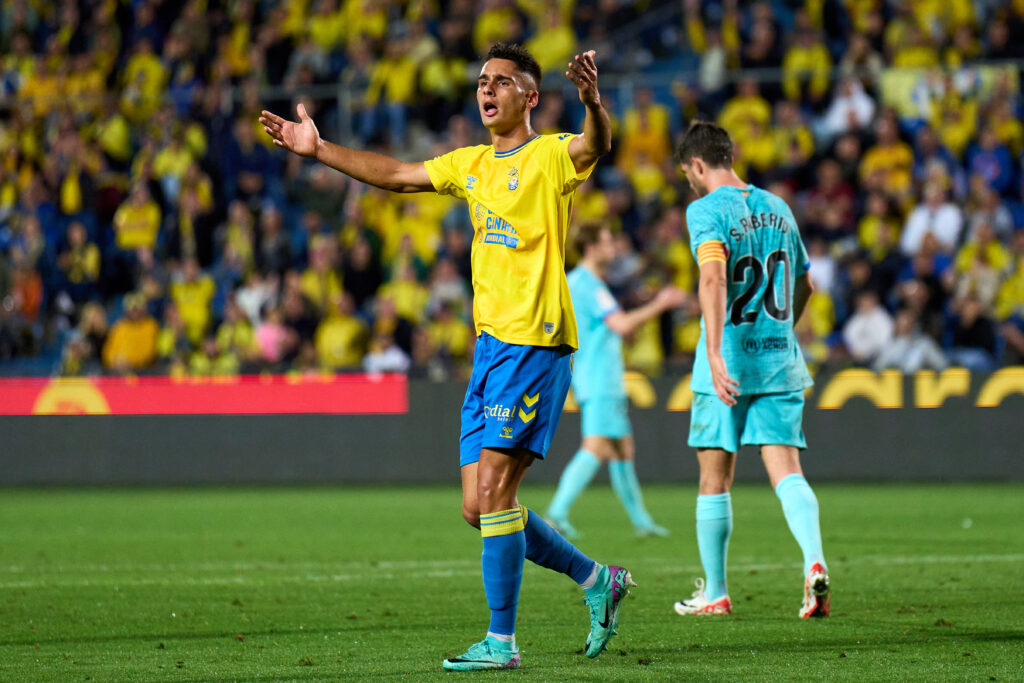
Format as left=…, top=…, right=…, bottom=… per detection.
left=567, top=265, right=624, bottom=401
left=687, top=184, right=813, bottom=395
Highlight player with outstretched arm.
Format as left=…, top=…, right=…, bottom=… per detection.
left=261, top=43, right=634, bottom=671
left=672, top=121, right=830, bottom=619
left=547, top=222, right=684, bottom=538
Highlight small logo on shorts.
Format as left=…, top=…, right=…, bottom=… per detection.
left=743, top=337, right=760, bottom=353
left=544, top=322, right=555, bottom=334
left=500, top=425, right=514, bottom=439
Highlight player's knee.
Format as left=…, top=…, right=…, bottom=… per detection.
left=699, top=472, right=732, bottom=495
left=461, top=504, right=481, bottom=528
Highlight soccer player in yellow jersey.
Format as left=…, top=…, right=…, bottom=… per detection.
left=261, top=43, right=634, bottom=671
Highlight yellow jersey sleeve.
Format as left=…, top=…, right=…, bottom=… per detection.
left=535, top=133, right=597, bottom=195
left=424, top=146, right=486, bottom=199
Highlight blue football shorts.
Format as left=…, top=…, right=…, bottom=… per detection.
left=580, top=395, right=632, bottom=440
left=687, top=389, right=807, bottom=453
left=459, top=332, right=573, bottom=466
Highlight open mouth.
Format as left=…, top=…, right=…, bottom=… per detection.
left=482, top=102, right=498, bottom=117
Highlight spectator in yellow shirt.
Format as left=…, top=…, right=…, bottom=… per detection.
left=216, top=297, right=257, bottom=361
left=170, top=258, right=216, bottom=344
left=378, top=263, right=429, bottom=324
left=859, top=115, right=914, bottom=198
left=427, top=301, right=473, bottom=362
left=103, top=294, right=159, bottom=371
left=307, top=0, right=346, bottom=53
left=782, top=27, right=832, bottom=107
left=473, top=0, right=523, bottom=55
left=361, top=38, right=418, bottom=146
left=617, top=87, right=672, bottom=172
left=891, top=25, right=940, bottom=69
left=525, top=6, right=577, bottom=73
left=57, top=221, right=101, bottom=303
left=113, top=183, right=162, bottom=251
left=316, top=293, right=369, bottom=369
left=718, top=79, right=771, bottom=144
left=300, top=242, right=344, bottom=314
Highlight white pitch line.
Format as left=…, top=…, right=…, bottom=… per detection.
left=0, top=554, right=1021, bottom=590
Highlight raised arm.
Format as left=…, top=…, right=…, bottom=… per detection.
left=565, top=50, right=612, bottom=173
left=698, top=259, right=739, bottom=406
left=605, top=286, right=686, bottom=337
left=260, top=104, right=434, bottom=193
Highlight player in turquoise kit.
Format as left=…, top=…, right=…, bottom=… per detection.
left=547, top=222, right=684, bottom=537
left=672, top=122, right=830, bottom=619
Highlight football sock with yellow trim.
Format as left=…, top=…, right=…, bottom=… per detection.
left=480, top=507, right=526, bottom=637
left=521, top=505, right=596, bottom=585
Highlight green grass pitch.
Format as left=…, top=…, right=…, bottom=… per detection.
left=1, top=484, right=1022, bottom=681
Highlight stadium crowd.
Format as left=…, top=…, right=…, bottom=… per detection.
left=1, top=0, right=1024, bottom=378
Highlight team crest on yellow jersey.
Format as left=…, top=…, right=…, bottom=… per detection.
left=507, top=167, right=519, bottom=191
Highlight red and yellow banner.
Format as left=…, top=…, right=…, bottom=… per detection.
left=0, top=374, right=409, bottom=415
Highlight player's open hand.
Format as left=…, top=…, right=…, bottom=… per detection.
left=260, top=103, right=320, bottom=158
left=566, top=50, right=601, bottom=107
left=708, top=352, right=739, bottom=407
left=654, top=285, right=687, bottom=311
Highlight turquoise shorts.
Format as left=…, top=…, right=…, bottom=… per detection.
left=580, top=395, right=632, bottom=440
left=687, top=390, right=807, bottom=453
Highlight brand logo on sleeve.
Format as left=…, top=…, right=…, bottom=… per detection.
left=466, top=176, right=477, bottom=190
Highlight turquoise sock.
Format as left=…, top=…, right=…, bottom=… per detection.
left=547, top=449, right=601, bottom=519
left=521, top=506, right=596, bottom=585
left=775, top=474, right=826, bottom=576
left=480, top=508, right=526, bottom=636
left=608, top=460, right=655, bottom=528
left=696, top=493, right=732, bottom=600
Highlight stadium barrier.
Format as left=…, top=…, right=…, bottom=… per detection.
left=1, top=368, right=1022, bottom=485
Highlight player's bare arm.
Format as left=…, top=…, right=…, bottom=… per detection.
left=605, top=286, right=686, bottom=337
left=792, top=272, right=813, bottom=324
left=259, top=104, right=433, bottom=193
left=698, top=259, right=739, bottom=406
left=565, top=50, right=612, bottom=173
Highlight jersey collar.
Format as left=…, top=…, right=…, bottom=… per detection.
left=494, top=135, right=540, bottom=158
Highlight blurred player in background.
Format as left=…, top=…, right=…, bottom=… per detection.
left=547, top=222, right=684, bottom=538
left=672, top=122, right=830, bottom=619
left=262, top=43, right=634, bottom=671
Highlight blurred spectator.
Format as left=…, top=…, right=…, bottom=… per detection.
left=842, top=289, right=894, bottom=365
left=315, top=293, right=367, bottom=369
left=57, top=221, right=100, bottom=304
left=859, top=115, right=914, bottom=198
left=102, top=294, right=158, bottom=371
left=965, top=129, right=1015, bottom=197
left=873, top=309, right=948, bottom=373
left=820, top=77, right=876, bottom=141
left=782, top=23, right=832, bottom=108
left=363, top=331, right=410, bottom=373
left=901, top=183, right=963, bottom=256
left=947, top=294, right=997, bottom=371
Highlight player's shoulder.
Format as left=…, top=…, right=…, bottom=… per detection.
left=567, top=265, right=593, bottom=288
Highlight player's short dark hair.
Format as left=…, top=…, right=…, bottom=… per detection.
left=486, top=42, right=542, bottom=88
left=675, top=121, right=734, bottom=168
left=573, top=221, right=611, bottom=256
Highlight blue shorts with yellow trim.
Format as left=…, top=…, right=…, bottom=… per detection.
left=580, top=395, right=632, bottom=439
left=460, top=332, right=573, bottom=466
left=687, top=390, right=807, bottom=453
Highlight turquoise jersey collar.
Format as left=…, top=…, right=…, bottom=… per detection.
left=494, top=135, right=540, bottom=158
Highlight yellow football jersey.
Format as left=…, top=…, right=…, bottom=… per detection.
left=425, top=133, right=593, bottom=349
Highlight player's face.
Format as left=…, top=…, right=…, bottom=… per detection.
left=477, top=59, right=538, bottom=134
left=593, top=228, right=616, bottom=266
